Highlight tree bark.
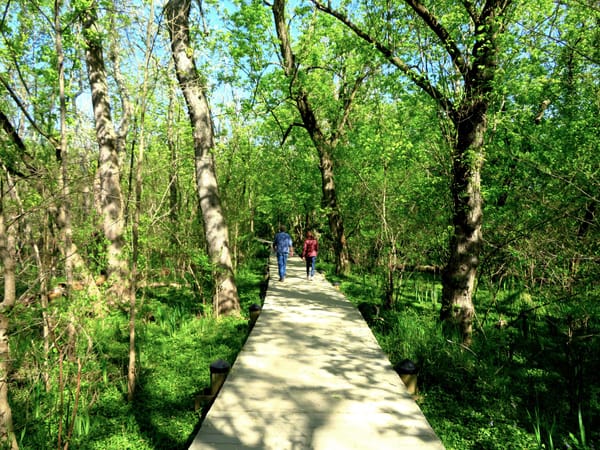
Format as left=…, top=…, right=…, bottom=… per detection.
left=0, top=180, right=19, bottom=450
left=319, top=146, right=350, bottom=275
left=55, top=0, right=74, bottom=288
left=438, top=1, right=504, bottom=344
left=167, top=79, right=180, bottom=240
left=440, top=101, right=486, bottom=345
left=166, top=0, right=240, bottom=316
left=82, top=5, right=129, bottom=302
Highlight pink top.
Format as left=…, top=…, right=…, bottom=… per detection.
left=302, top=238, right=318, bottom=258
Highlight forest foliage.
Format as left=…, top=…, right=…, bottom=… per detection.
left=0, top=0, right=598, bottom=449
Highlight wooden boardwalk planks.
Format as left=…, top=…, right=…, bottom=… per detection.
left=190, top=256, right=445, bottom=450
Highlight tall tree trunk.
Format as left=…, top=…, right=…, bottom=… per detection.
left=167, top=78, right=180, bottom=242
left=272, top=0, right=350, bottom=275
left=166, top=0, right=240, bottom=316
left=440, top=101, right=486, bottom=345
left=319, top=147, right=350, bottom=275
left=0, top=178, right=19, bottom=450
left=126, top=0, right=157, bottom=400
left=438, top=1, right=503, bottom=344
left=55, top=0, right=74, bottom=288
left=54, top=0, right=100, bottom=297
left=82, top=5, right=129, bottom=301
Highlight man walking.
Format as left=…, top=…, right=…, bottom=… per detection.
left=273, top=225, right=293, bottom=281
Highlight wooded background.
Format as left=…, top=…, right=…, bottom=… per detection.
left=0, top=0, right=598, bottom=448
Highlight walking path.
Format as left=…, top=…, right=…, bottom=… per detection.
left=189, top=255, right=445, bottom=449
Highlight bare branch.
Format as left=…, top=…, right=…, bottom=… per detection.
left=461, top=0, right=478, bottom=22
left=0, top=110, right=40, bottom=178
left=0, top=0, right=11, bottom=30
left=332, top=67, right=372, bottom=146
left=273, top=0, right=296, bottom=77
left=533, top=99, right=550, bottom=124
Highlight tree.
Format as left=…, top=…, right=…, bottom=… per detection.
left=0, top=173, right=19, bottom=450
left=312, top=0, right=514, bottom=344
left=165, top=0, right=241, bottom=316
left=270, top=0, right=376, bottom=275
left=81, top=2, right=131, bottom=302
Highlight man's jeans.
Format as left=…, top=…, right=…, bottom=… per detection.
left=277, top=252, right=289, bottom=280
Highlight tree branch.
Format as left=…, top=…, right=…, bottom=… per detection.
left=0, top=110, right=40, bottom=177
left=332, top=67, right=372, bottom=146
left=281, top=122, right=306, bottom=145
left=461, top=0, right=478, bottom=22
left=404, top=0, right=468, bottom=76
left=0, top=74, right=59, bottom=149
left=273, top=0, right=296, bottom=78
left=310, top=0, right=454, bottom=113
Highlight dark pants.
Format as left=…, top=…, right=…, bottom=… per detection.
left=305, top=256, right=316, bottom=277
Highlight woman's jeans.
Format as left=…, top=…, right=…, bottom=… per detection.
left=277, top=252, right=289, bottom=280
left=305, top=256, right=316, bottom=277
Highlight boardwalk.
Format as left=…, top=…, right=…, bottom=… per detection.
left=190, top=255, right=445, bottom=450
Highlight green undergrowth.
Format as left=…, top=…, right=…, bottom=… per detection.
left=321, top=261, right=599, bottom=450
left=10, top=259, right=266, bottom=450
left=12, top=254, right=597, bottom=449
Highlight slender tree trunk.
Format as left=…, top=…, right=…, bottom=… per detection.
left=55, top=1, right=74, bottom=289
left=166, top=0, right=240, bottom=316
left=82, top=6, right=129, bottom=301
left=127, top=0, right=157, bottom=400
left=272, top=0, right=350, bottom=275
left=0, top=179, right=19, bottom=450
left=54, top=0, right=101, bottom=297
left=167, top=79, right=179, bottom=241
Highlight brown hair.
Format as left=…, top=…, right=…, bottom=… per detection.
left=306, top=231, right=314, bottom=239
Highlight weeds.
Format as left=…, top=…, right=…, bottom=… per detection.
left=335, top=267, right=599, bottom=450
left=11, top=259, right=261, bottom=450
left=10, top=256, right=598, bottom=449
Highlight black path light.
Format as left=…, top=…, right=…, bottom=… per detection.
left=394, top=359, right=419, bottom=396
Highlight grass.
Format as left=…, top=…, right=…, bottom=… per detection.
left=323, top=261, right=599, bottom=450
left=10, top=255, right=598, bottom=449
left=10, top=258, right=265, bottom=450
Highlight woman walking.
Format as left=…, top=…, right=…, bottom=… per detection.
left=301, top=231, right=318, bottom=281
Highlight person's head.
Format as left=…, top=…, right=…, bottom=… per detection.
left=306, top=231, right=314, bottom=239
left=279, top=225, right=287, bottom=233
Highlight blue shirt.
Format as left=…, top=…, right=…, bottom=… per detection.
left=273, top=232, right=293, bottom=253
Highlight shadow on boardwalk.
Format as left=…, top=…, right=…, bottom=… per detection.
left=189, top=255, right=445, bottom=450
